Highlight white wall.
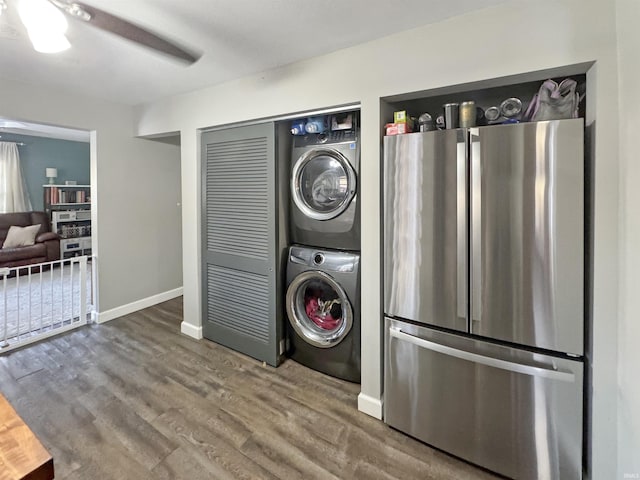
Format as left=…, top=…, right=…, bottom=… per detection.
left=135, top=0, right=621, bottom=476
left=0, top=78, right=183, bottom=313
left=616, top=0, right=640, bottom=477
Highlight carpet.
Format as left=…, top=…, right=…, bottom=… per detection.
left=0, top=260, right=93, bottom=346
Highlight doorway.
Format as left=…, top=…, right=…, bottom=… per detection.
left=0, top=118, right=97, bottom=351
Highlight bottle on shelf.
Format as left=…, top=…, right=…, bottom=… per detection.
left=305, top=117, right=326, bottom=134
left=290, top=119, right=306, bottom=135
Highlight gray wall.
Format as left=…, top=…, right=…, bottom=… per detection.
left=0, top=133, right=89, bottom=211
left=0, top=78, right=183, bottom=315
left=135, top=0, right=621, bottom=477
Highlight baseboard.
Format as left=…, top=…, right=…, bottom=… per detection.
left=97, top=287, right=183, bottom=324
left=180, top=321, right=203, bottom=340
left=358, top=392, right=383, bottom=420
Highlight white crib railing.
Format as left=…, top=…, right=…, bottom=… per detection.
left=0, top=256, right=94, bottom=353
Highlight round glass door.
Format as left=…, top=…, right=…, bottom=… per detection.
left=291, top=148, right=356, bottom=221
left=286, top=271, right=353, bottom=348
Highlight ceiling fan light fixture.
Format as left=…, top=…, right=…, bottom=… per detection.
left=47, top=0, right=91, bottom=22
left=19, top=0, right=67, bottom=31
left=27, top=29, right=70, bottom=52
left=18, top=0, right=71, bottom=53
left=65, top=3, right=90, bottom=21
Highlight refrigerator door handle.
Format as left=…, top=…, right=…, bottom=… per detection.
left=456, top=135, right=467, bottom=322
left=470, top=131, right=482, bottom=326
left=389, top=327, right=575, bottom=382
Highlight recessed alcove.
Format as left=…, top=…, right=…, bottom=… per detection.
left=380, top=62, right=592, bottom=130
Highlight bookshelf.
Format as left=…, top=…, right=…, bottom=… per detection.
left=43, top=185, right=92, bottom=258
left=43, top=184, right=90, bottom=212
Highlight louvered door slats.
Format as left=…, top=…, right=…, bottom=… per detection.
left=207, top=265, right=269, bottom=343
left=201, top=123, right=278, bottom=366
left=206, top=135, right=269, bottom=259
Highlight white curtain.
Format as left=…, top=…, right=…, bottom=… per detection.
left=0, top=142, right=33, bottom=213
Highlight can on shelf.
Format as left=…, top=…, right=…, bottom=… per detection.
left=418, top=112, right=436, bottom=132
left=443, top=103, right=460, bottom=129
left=459, top=101, right=477, bottom=127
left=500, top=97, right=523, bottom=118
left=485, top=106, right=501, bottom=123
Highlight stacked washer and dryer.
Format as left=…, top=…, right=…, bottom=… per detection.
left=285, top=111, right=361, bottom=382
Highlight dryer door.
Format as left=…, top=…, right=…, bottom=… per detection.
left=291, top=147, right=356, bottom=221
left=286, top=270, right=353, bottom=348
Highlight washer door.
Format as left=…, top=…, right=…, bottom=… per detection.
left=291, top=147, right=357, bottom=221
left=286, top=270, right=353, bottom=348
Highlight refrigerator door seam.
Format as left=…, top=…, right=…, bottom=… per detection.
left=389, top=327, right=576, bottom=382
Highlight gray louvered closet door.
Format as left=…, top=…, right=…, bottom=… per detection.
left=202, top=122, right=280, bottom=366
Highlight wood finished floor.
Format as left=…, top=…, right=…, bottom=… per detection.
left=0, top=297, right=499, bottom=480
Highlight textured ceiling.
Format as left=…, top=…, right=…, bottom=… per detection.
left=0, top=118, right=89, bottom=142
left=0, top=0, right=510, bottom=107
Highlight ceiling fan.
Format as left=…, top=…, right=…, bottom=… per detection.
left=1, top=0, right=200, bottom=64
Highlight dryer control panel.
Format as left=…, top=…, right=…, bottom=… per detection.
left=289, top=246, right=358, bottom=273
left=293, top=130, right=357, bottom=148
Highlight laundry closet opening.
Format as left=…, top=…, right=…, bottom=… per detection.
left=200, top=105, right=362, bottom=382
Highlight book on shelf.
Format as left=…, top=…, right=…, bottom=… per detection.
left=45, top=186, right=89, bottom=205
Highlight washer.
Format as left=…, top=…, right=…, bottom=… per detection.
left=285, top=245, right=360, bottom=382
left=290, top=129, right=360, bottom=251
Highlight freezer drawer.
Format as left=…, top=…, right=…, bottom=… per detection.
left=384, top=318, right=583, bottom=480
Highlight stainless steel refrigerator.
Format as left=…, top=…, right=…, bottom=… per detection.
left=383, top=119, right=584, bottom=480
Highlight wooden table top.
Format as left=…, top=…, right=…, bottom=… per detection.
left=0, top=393, right=54, bottom=480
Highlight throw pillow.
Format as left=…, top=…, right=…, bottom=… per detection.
left=2, top=224, right=41, bottom=249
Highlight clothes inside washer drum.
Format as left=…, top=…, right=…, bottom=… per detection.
left=304, top=293, right=342, bottom=330
left=310, top=170, right=346, bottom=207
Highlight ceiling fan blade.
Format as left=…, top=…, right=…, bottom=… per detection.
left=51, top=1, right=201, bottom=64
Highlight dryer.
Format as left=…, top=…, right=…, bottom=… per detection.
left=285, top=245, right=360, bottom=382
left=290, top=130, right=360, bottom=251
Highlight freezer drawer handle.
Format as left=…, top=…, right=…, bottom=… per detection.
left=390, top=327, right=575, bottom=382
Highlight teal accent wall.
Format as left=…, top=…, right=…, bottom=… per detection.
left=1, top=133, right=90, bottom=211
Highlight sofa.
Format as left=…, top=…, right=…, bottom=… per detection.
left=0, top=212, right=60, bottom=271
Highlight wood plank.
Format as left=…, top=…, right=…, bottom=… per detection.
left=0, top=393, right=53, bottom=480
left=0, top=297, right=499, bottom=480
